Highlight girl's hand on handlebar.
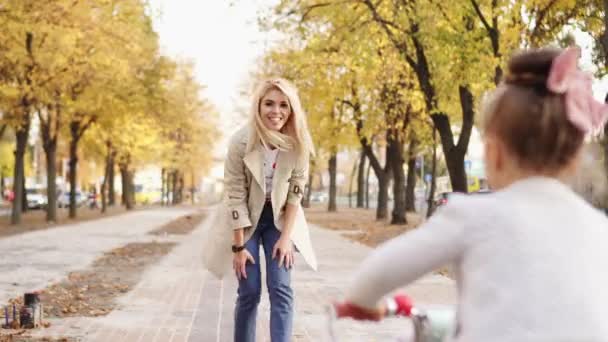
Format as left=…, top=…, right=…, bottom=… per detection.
left=332, top=301, right=386, bottom=321
left=332, top=294, right=413, bottom=321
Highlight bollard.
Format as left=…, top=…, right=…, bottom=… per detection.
left=21, top=292, right=42, bottom=328
left=19, top=305, right=33, bottom=329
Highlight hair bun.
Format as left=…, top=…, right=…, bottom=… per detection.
left=504, top=72, right=547, bottom=88
left=504, top=48, right=561, bottom=89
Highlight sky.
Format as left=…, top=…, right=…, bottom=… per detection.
left=149, top=0, right=278, bottom=145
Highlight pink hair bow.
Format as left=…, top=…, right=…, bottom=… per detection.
left=546, top=47, right=608, bottom=134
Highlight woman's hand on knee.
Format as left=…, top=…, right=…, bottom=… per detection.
left=233, top=249, right=255, bottom=280
left=272, top=237, right=294, bottom=269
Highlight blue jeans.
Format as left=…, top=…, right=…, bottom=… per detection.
left=234, top=202, right=293, bottom=342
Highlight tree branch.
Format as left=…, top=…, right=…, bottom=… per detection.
left=470, top=0, right=492, bottom=34
left=299, top=2, right=332, bottom=22
left=77, top=116, right=96, bottom=140
left=529, top=0, right=559, bottom=42
left=0, top=124, right=6, bottom=141
left=427, top=0, right=459, bottom=31
left=362, top=0, right=408, bottom=54
left=357, top=118, right=383, bottom=178
left=456, top=85, right=474, bottom=152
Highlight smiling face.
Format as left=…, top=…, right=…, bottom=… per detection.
left=259, top=88, right=291, bottom=132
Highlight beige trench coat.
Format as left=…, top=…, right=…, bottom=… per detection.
left=202, top=127, right=318, bottom=279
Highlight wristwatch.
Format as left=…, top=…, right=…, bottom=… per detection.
left=232, top=245, right=245, bottom=253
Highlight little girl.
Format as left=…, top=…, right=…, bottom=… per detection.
left=334, top=47, right=608, bottom=341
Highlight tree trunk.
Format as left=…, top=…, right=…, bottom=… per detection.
left=100, top=142, right=112, bottom=213
left=108, top=150, right=116, bottom=206
left=365, top=161, right=371, bottom=209
left=100, top=172, right=107, bottom=214
left=39, top=103, right=61, bottom=222
left=376, top=172, right=390, bottom=220
left=160, top=168, right=166, bottom=206
left=405, top=138, right=418, bottom=212
left=43, top=141, right=57, bottom=222
left=357, top=150, right=366, bottom=208
left=21, top=176, right=27, bottom=214
left=427, top=128, right=439, bottom=218
left=120, top=165, right=127, bottom=206
left=119, top=163, right=134, bottom=210
left=348, top=158, right=357, bottom=208
left=129, top=170, right=136, bottom=207
left=328, top=152, right=337, bottom=212
left=173, top=171, right=179, bottom=204
left=0, top=169, right=4, bottom=197
left=362, top=137, right=392, bottom=220
left=68, top=121, right=80, bottom=219
left=190, top=172, right=196, bottom=205
left=389, top=134, right=406, bottom=224
left=11, top=34, right=35, bottom=224
left=178, top=173, right=184, bottom=204
left=429, top=86, right=474, bottom=193
left=369, top=141, right=393, bottom=221
left=165, top=170, right=172, bottom=206
left=357, top=119, right=393, bottom=219
left=11, top=120, right=30, bottom=225
left=445, top=152, right=467, bottom=192
left=121, top=169, right=126, bottom=205
left=165, top=169, right=170, bottom=206
left=172, top=170, right=178, bottom=205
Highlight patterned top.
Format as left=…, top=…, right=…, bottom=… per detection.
left=263, top=147, right=279, bottom=199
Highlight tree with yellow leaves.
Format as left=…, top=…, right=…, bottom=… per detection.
left=265, top=0, right=591, bottom=197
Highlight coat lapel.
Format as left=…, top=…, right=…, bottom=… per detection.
left=243, top=143, right=265, bottom=194
left=271, top=150, right=294, bottom=215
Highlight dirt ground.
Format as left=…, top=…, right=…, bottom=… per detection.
left=0, top=241, right=174, bottom=342
left=148, top=210, right=206, bottom=235
left=0, top=211, right=205, bottom=341
left=304, top=204, right=452, bottom=277
left=304, top=204, right=423, bottom=247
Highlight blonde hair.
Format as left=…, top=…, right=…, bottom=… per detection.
left=246, top=77, right=315, bottom=160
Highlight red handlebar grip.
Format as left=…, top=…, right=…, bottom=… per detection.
left=394, top=294, right=414, bottom=316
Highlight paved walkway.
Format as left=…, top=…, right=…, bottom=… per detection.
left=26, top=207, right=456, bottom=341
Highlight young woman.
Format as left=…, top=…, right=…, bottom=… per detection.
left=205, top=78, right=317, bottom=342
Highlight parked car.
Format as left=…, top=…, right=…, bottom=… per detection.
left=26, top=188, right=48, bottom=209
left=57, top=190, right=86, bottom=208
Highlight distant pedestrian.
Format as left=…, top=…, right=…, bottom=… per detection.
left=203, top=78, right=317, bottom=342
left=333, top=47, right=608, bottom=341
